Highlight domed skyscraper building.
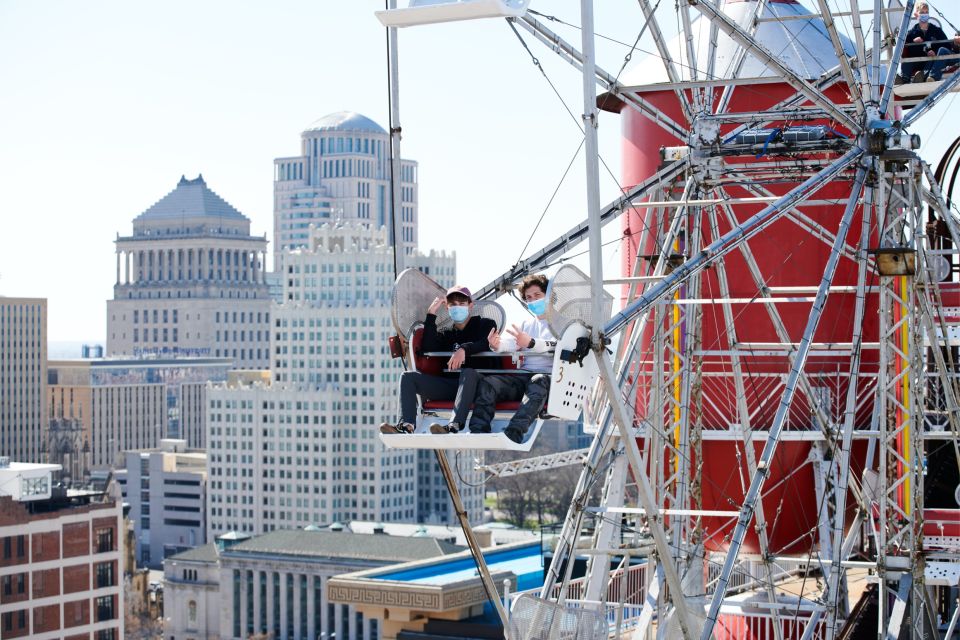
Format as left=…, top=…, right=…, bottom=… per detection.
left=272, top=111, right=419, bottom=269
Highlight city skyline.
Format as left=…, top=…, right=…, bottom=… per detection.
left=3, top=1, right=960, bottom=343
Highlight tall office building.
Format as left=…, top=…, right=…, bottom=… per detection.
left=107, top=175, right=271, bottom=369
left=48, top=357, right=231, bottom=470
left=0, top=297, right=47, bottom=463
left=273, top=111, right=418, bottom=269
left=206, top=222, right=481, bottom=538
left=119, top=439, right=207, bottom=568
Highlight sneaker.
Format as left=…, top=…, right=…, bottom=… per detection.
left=503, top=429, right=524, bottom=444
left=380, top=422, right=414, bottom=435
left=895, top=74, right=907, bottom=86
left=429, top=422, right=461, bottom=434
left=912, top=70, right=927, bottom=84
left=469, top=425, right=491, bottom=434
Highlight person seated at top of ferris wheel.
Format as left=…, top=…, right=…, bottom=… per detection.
left=900, top=6, right=960, bottom=83
left=432, top=274, right=557, bottom=444
left=380, top=285, right=501, bottom=435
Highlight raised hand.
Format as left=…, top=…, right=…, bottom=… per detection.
left=506, top=323, right=532, bottom=350
left=428, top=296, right=444, bottom=315
left=488, top=328, right=501, bottom=350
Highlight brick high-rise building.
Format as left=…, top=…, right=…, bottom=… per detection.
left=0, top=459, right=123, bottom=639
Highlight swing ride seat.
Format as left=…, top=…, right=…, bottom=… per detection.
left=379, top=325, right=547, bottom=451
left=375, top=0, right=530, bottom=28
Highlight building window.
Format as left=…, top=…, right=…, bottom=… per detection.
left=95, top=595, right=115, bottom=621
left=188, top=600, right=197, bottom=625
left=96, top=561, right=115, bottom=588
left=95, top=527, right=114, bottom=553
left=22, top=476, right=48, bottom=497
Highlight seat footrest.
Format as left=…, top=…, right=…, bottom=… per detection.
left=379, top=420, right=543, bottom=452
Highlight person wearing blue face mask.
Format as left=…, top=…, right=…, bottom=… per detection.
left=381, top=285, right=501, bottom=435
left=434, top=274, right=556, bottom=443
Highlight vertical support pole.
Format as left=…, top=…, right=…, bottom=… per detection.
left=579, top=0, right=604, bottom=335
left=434, top=450, right=510, bottom=636
left=386, top=0, right=405, bottom=272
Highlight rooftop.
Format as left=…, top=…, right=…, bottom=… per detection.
left=222, top=529, right=463, bottom=564
left=134, top=175, right=248, bottom=223
left=304, top=111, right=386, bottom=135
left=167, top=543, right=218, bottom=564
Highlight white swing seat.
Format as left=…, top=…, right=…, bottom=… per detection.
left=379, top=418, right=543, bottom=451
left=375, top=0, right=530, bottom=28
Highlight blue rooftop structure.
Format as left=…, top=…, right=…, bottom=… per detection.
left=375, top=543, right=544, bottom=592
left=304, top=111, right=387, bottom=135
left=328, top=540, right=544, bottom=637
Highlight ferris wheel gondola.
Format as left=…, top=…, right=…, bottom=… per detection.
left=379, top=267, right=608, bottom=452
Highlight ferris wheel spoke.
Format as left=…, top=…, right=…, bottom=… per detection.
left=713, top=0, right=769, bottom=116
left=678, top=0, right=704, bottom=113
left=870, top=0, right=883, bottom=104
left=514, top=14, right=689, bottom=140
left=713, top=189, right=837, bottom=436
left=636, top=0, right=697, bottom=122
left=703, top=0, right=721, bottom=112
left=847, top=0, right=870, bottom=97
left=878, top=1, right=917, bottom=114
left=605, top=148, right=863, bottom=338
left=687, top=0, right=857, bottom=131
left=705, top=202, right=786, bottom=640
left=700, top=164, right=869, bottom=640
left=815, top=0, right=864, bottom=114
left=474, top=158, right=687, bottom=300
left=728, top=177, right=867, bottom=267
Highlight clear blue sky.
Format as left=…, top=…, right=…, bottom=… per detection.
left=1, top=1, right=957, bottom=342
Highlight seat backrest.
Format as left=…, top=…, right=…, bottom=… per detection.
left=545, top=264, right=614, bottom=338
left=391, top=268, right=445, bottom=340
left=409, top=326, right=444, bottom=376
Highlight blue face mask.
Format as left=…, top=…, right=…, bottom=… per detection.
left=526, top=298, right=547, bottom=316
left=448, top=305, right=469, bottom=323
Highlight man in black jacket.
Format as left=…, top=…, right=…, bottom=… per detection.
left=380, top=285, right=499, bottom=434
left=902, top=12, right=959, bottom=83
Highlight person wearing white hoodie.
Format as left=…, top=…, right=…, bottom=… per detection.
left=435, top=274, right=556, bottom=443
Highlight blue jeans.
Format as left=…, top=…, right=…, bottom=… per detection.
left=903, top=47, right=954, bottom=81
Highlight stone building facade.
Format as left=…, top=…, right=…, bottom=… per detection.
left=107, top=175, right=270, bottom=369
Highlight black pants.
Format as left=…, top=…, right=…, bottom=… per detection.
left=470, top=373, right=551, bottom=435
left=398, top=368, right=481, bottom=426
